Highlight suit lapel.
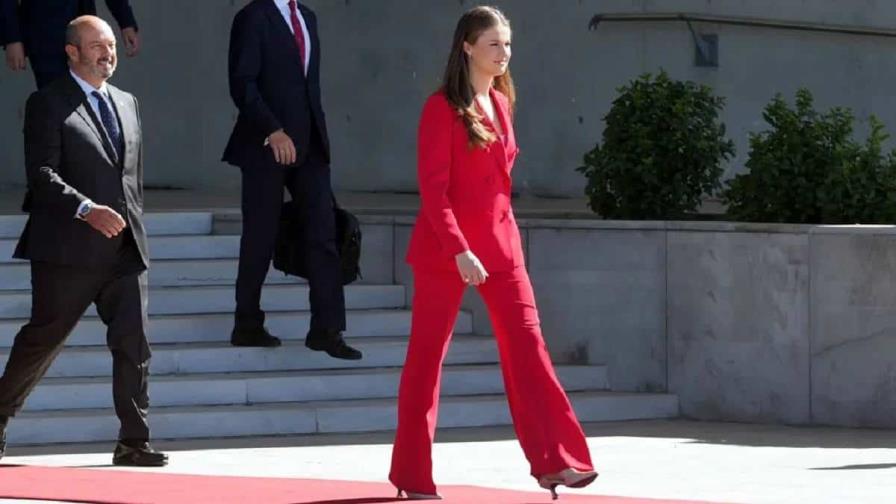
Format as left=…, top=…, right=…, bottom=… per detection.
left=486, top=88, right=513, bottom=179
left=62, top=76, right=117, bottom=165
left=298, top=3, right=317, bottom=74
left=108, top=85, right=133, bottom=167
left=262, top=0, right=306, bottom=77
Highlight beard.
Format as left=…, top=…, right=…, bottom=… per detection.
left=82, top=56, right=115, bottom=79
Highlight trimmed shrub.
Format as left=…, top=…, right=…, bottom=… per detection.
left=724, top=89, right=896, bottom=224
left=578, top=71, right=735, bottom=219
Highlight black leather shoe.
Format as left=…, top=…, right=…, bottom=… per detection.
left=306, top=330, right=363, bottom=360
left=231, top=326, right=281, bottom=347
left=112, top=441, right=168, bottom=467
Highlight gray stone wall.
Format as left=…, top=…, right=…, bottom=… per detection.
left=4, top=1, right=896, bottom=198
left=667, top=230, right=810, bottom=424
left=809, top=228, right=896, bottom=428
left=527, top=225, right=667, bottom=393
left=383, top=215, right=896, bottom=428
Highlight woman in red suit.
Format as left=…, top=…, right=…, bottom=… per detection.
left=389, top=6, right=597, bottom=501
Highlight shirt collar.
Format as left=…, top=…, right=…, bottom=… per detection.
left=274, top=0, right=303, bottom=13
left=69, top=69, right=109, bottom=99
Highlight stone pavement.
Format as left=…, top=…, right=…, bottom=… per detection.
left=2, top=420, right=895, bottom=504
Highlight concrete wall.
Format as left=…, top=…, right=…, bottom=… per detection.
left=809, top=228, right=896, bottom=428
left=667, top=227, right=811, bottom=424
left=4, top=1, right=896, bottom=198
left=381, top=216, right=896, bottom=428
left=527, top=224, right=667, bottom=393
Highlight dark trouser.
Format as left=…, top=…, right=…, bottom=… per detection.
left=235, top=128, right=346, bottom=334
left=30, top=55, right=68, bottom=90
left=0, top=231, right=152, bottom=442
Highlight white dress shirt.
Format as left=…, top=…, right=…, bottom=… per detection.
left=272, top=0, right=311, bottom=75
left=70, top=69, right=120, bottom=219
left=70, top=69, right=116, bottom=137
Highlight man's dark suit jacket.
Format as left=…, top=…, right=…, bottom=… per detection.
left=222, top=0, right=330, bottom=168
left=0, top=0, right=137, bottom=66
left=13, top=73, right=149, bottom=271
left=0, top=4, right=6, bottom=45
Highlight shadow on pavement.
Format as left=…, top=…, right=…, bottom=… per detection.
left=7, top=419, right=896, bottom=458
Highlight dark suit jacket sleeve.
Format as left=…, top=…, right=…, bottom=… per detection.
left=0, top=0, right=21, bottom=45
left=228, top=9, right=282, bottom=138
left=104, top=0, right=138, bottom=30
left=24, top=92, right=90, bottom=216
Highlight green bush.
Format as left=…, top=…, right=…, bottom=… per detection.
left=577, top=71, right=735, bottom=219
left=724, top=89, right=896, bottom=224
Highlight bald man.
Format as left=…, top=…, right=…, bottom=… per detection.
left=0, top=16, right=165, bottom=466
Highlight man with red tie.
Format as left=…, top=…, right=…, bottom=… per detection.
left=223, top=0, right=361, bottom=360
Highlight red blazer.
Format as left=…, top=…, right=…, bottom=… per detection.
left=406, top=89, right=524, bottom=273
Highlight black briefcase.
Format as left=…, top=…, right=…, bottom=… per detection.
left=273, top=199, right=362, bottom=285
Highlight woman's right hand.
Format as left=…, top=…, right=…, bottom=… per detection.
left=455, top=250, right=488, bottom=286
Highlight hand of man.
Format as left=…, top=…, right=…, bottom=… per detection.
left=84, top=205, right=127, bottom=239
left=121, top=27, right=140, bottom=57
left=268, top=129, right=297, bottom=165
left=5, top=42, right=26, bottom=71
left=455, top=250, right=488, bottom=286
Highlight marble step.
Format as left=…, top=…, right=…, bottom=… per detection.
left=0, top=284, right=406, bottom=319
left=0, top=309, right=473, bottom=347
left=21, top=364, right=607, bottom=411
left=7, top=391, right=680, bottom=445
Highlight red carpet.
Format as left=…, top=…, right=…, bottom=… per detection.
left=0, top=464, right=729, bottom=504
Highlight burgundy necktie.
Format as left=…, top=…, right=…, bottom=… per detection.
left=288, top=0, right=307, bottom=73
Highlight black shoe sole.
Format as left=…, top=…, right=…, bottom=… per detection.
left=304, top=340, right=328, bottom=351
left=305, top=341, right=363, bottom=360
left=326, top=351, right=363, bottom=360
left=231, top=340, right=282, bottom=348
left=113, top=459, right=169, bottom=467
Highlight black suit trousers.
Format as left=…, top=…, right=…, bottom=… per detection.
left=0, top=230, right=151, bottom=442
left=31, top=56, right=67, bottom=89
left=235, top=129, right=346, bottom=333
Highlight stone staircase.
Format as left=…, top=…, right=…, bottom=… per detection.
left=0, top=211, right=678, bottom=445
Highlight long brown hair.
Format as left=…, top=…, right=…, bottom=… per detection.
left=441, top=6, right=516, bottom=148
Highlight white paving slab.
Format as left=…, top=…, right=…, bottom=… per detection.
left=5, top=420, right=896, bottom=504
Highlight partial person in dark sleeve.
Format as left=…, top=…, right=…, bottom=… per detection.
left=1, top=0, right=140, bottom=88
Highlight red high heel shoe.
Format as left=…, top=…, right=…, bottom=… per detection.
left=537, top=468, right=599, bottom=500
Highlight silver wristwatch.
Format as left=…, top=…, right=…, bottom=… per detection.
left=76, top=200, right=94, bottom=220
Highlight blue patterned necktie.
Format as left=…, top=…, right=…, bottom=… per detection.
left=91, top=90, right=122, bottom=161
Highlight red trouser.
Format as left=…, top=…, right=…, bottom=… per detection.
left=389, top=266, right=594, bottom=494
